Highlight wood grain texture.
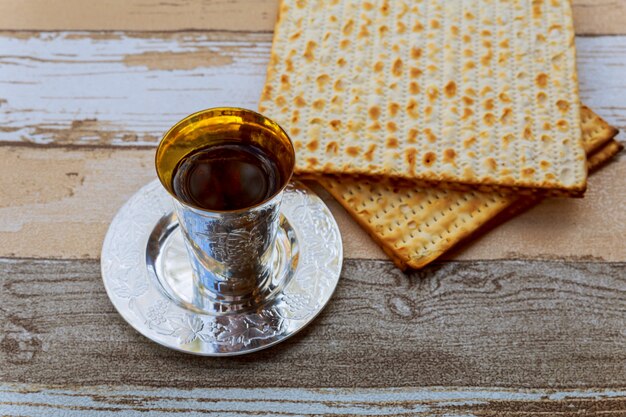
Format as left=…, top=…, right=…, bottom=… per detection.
left=2, top=258, right=625, bottom=389
left=1, top=33, right=625, bottom=146
left=0, top=32, right=624, bottom=262
left=2, top=384, right=626, bottom=416
left=0, top=0, right=623, bottom=35
left=0, top=145, right=623, bottom=261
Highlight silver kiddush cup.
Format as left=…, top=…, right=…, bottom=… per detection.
left=155, top=108, right=295, bottom=313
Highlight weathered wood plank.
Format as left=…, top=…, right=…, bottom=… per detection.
left=1, top=384, right=625, bottom=416
left=2, top=258, right=624, bottom=388
left=0, top=33, right=625, bottom=147
left=0, top=31, right=272, bottom=147
left=0, top=0, right=622, bottom=35
left=0, top=145, right=623, bottom=261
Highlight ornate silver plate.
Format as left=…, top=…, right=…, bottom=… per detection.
left=101, top=180, right=343, bottom=356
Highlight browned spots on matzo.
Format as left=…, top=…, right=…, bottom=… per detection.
left=369, top=106, right=381, bottom=120
left=386, top=137, right=399, bottom=148
left=316, top=74, right=330, bottom=89
left=500, top=108, right=513, bottom=124
left=410, top=67, right=422, bottom=78
left=346, top=146, right=360, bottom=157
left=373, top=61, right=384, bottom=73
left=427, top=86, right=438, bottom=101
left=389, top=102, right=400, bottom=116
left=536, top=73, right=548, bottom=88
left=275, top=95, right=286, bottom=107
left=392, top=58, right=403, bottom=77
left=522, top=167, right=535, bottom=177
left=523, top=126, right=533, bottom=140
left=410, top=82, right=420, bottom=94
left=556, top=100, right=570, bottom=113
left=306, top=157, right=318, bottom=166
left=358, top=24, right=370, bottom=39
left=444, top=81, right=457, bottom=98
left=556, top=120, right=569, bottom=130
left=380, top=0, right=390, bottom=15
left=364, top=144, right=377, bottom=161
left=462, top=108, right=474, bottom=120
left=537, top=91, right=547, bottom=104
left=304, top=40, right=317, bottom=62
left=408, top=128, right=418, bottom=143
left=306, top=140, right=319, bottom=152
left=312, top=99, right=325, bottom=110
left=343, top=19, right=354, bottom=35
left=340, top=39, right=350, bottom=50
left=462, top=96, right=475, bottom=106
left=325, top=141, right=339, bottom=155
left=411, top=47, right=422, bottom=59
left=484, top=113, right=496, bottom=126
left=423, top=152, right=436, bottom=166
left=486, top=157, right=497, bottom=170
left=407, top=99, right=419, bottom=118
left=387, top=121, right=398, bottom=132
left=289, top=31, right=302, bottom=41
left=443, top=148, right=456, bottom=163
left=464, top=137, right=477, bottom=148
left=368, top=121, right=382, bottom=131
left=329, top=119, right=342, bottom=130
left=294, top=96, right=306, bottom=107
left=424, top=128, right=436, bottom=143
left=406, top=148, right=417, bottom=171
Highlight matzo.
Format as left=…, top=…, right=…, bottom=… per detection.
left=260, top=0, right=587, bottom=196
left=318, top=107, right=618, bottom=269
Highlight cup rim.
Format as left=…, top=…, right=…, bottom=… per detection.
left=155, top=107, right=295, bottom=214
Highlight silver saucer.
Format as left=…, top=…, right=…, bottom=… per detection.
left=101, top=180, right=343, bottom=356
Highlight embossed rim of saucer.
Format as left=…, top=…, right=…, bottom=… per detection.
left=101, top=180, right=343, bottom=356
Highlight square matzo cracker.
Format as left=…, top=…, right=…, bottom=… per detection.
left=260, top=0, right=587, bottom=196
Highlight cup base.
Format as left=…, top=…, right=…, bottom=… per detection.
left=102, top=180, right=342, bottom=356
left=148, top=212, right=299, bottom=315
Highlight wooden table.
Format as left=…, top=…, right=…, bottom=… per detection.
left=1, top=1, right=625, bottom=415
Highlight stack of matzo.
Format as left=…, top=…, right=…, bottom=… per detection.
left=259, top=0, right=622, bottom=269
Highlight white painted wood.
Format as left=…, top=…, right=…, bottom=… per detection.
left=577, top=36, right=626, bottom=133
left=0, top=32, right=272, bottom=146
left=1, top=384, right=625, bottom=416
left=0, top=33, right=624, bottom=147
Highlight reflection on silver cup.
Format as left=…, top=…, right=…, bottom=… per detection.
left=155, top=108, right=295, bottom=313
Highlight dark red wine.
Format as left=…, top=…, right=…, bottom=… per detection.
left=172, top=142, right=282, bottom=211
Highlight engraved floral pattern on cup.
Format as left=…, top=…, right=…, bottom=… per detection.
left=197, top=228, right=264, bottom=262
